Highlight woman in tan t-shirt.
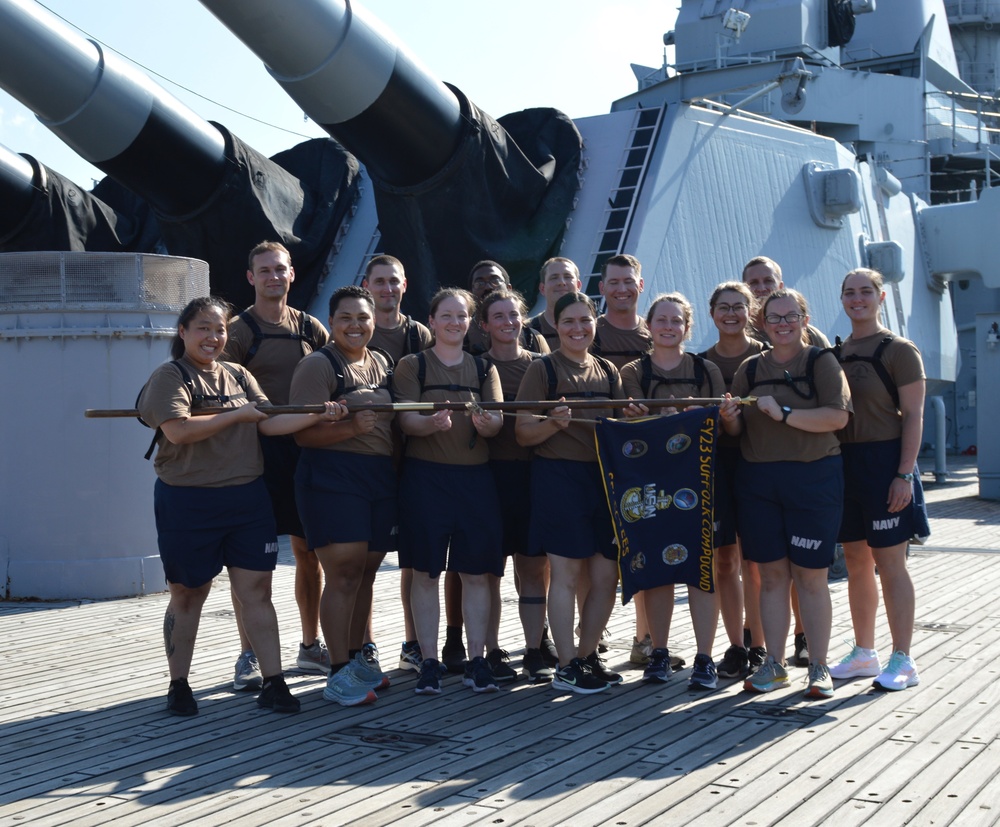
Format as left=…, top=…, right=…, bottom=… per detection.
left=139, top=296, right=341, bottom=718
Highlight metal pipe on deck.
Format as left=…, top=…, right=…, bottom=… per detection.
left=199, top=0, right=463, bottom=187
left=0, top=0, right=228, bottom=217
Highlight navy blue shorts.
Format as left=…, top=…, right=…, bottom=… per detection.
left=838, top=440, right=914, bottom=548
left=154, top=477, right=278, bottom=588
left=713, top=445, right=739, bottom=548
left=735, top=455, right=843, bottom=569
left=295, top=450, right=398, bottom=552
left=259, top=433, right=304, bottom=538
left=491, top=459, right=533, bottom=556
left=528, top=458, right=617, bottom=561
left=398, top=459, right=504, bottom=577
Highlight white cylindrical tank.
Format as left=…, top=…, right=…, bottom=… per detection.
left=0, top=252, right=210, bottom=599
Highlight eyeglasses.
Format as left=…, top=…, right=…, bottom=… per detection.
left=764, top=312, right=804, bottom=324
left=714, top=302, right=748, bottom=314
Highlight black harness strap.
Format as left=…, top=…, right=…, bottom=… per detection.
left=238, top=309, right=319, bottom=365
left=638, top=353, right=706, bottom=398
left=833, top=335, right=900, bottom=408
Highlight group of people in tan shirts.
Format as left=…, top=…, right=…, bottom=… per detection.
left=142, top=243, right=925, bottom=716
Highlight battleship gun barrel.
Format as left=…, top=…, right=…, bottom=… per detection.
left=198, top=0, right=463, bottom=187
left=0, top=143, right=35, bottom=236
left=0, top=0, right=227, bottom=217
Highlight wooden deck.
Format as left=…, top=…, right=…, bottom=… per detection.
left=2, top=458, right=999, bottom=826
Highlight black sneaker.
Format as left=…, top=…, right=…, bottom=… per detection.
left=463, top=656, right=499, bottom=693
left=717, top=645, right=750, bottom=679
left=166, top=679, right=198, bottom=717
left=522, top=647, right=555, bottom=682
left=486, top=648, right=518, bottom=683
left=793, top=632, right=810, bottom=667
left=748, top=646, right=767, bottom=673
left=553, top=657, right=609, bottom=694
left=415, top=657, right=442, bottom=695
left=642, top=648, right=670, bottom=683
left=688, top=653, right=718, bottom=690
left=441, top=636, right=467, bottom=674
left=256, top=677, right=300, bottom=713
left=585, top=651, right=623, bottom=685
left=540, top=628, right=560, bottom=668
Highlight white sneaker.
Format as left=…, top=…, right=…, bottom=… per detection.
left=829, top=645, right=881, bottom=679
left=873, top=651, right=920, bottom=691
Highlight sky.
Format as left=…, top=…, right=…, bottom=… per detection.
left=0, top=0, right=677, bottom=188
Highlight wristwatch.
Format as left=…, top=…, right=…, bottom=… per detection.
left=780, top=405, right=793, bottom=423
left=895, top=472, right=914, bottom=482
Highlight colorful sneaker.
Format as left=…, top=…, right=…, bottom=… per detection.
left=441, top=636, right=467, bottom=674
left=350, top=651, right=390, bottom=691
left=297, top=640, right=331, bottom=674
left=585, top=651, right=623, bottom=685
left=323, top=666, right=377, bottom=706
left=522, top=648, right=555, bottom=683
left=257, top=677, right=300, bottom=713
left=642, top=648, right=671, bottom=683
left=399, top=640, right=422, bottom=672
left=793, top=632, right=810, bottom=667
left=829, top=645, right=882, bottom=680
left=233, top=650, right=263, bottom=691
left=166, top=679, right=198, bottom=717
left=463, top=656, right=499, bottom=693
left=748, top=646, right=767, bottom=674
left=415, top=657, right=442, bottom=695
left=744, top=656, right=789, bottom=693
left=553, top=657, right=609, bottom=695
left=486, top=648, right=518, bottom=683
left=873, top=651, right=920, bottom=691
left=717, top=645, right=750, bottom=679
left=630, top=634, right=653, bottom=665
left=540, top=628, right=559, bottom=668
left=805, top=662, right=834, bottom=699
left=689, top=654, right=718, bottom=690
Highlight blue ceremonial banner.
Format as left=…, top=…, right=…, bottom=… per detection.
left=595, top=408, right=719, bottom=605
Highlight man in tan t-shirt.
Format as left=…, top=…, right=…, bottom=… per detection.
left=224, top=241, right=330, bottom=687
left=527, top=257, right=582, bottom=349
left=362, top=255, right=432, bottom=364
left=593, top=254, right=652, bottom=369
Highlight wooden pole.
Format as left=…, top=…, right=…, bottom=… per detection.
left=84, top=397, right=754, bottom=419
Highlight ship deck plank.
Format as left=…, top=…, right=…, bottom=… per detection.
left=1, top=459, right=999, bottom=827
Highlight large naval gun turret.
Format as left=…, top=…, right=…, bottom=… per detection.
left=0, top=0, right=359, bottom=310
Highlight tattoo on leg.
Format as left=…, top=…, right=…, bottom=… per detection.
left=164, top=611, right=176, bottom=659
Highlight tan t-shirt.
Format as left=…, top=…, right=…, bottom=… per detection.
left=837, top=329, right=924, bottom=444
left=620, top=352, right=724, bottom=402
left=394, top=349, right=503, bottom=465
left=527, top=313, right=560, bottom=350
left=484, top=351, right=542, bottom=462
left=138, top=356, right=268, bottom=487
left=731, top=347, right=852, bottom=463
left=289, top=344, right=394, bottom=456
left=224, top=306, right=329, bottom=405
left=515, top=351, right=625, bottom=462
left=592, top=316, right=653, bottom=370
left=700, top=341, right=767, bottom=448
left=369, top=315, right=433, bottom=365
left=702, top=340, right=768, bottom=392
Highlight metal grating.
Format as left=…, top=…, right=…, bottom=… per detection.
left=0, top=252, right=210, bottom=310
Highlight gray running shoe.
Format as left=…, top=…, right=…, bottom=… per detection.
left=233, top=650, right=262, bottom=691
